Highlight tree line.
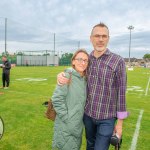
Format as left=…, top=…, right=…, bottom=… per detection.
left=0, top=52, right=149, bottom=65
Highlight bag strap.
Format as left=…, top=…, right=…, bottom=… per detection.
left=68, top=72, right=72, bottom=84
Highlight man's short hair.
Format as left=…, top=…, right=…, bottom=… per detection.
left=91, top=22, right=109, bottom=35
left=2, top=55, right=7, bottom=58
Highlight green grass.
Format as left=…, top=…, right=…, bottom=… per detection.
left=0, top=66, right=150, bottom=150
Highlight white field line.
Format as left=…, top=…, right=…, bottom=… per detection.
left=145, top=77, right=150, bottom=96
left=127, top=108, right=141, bottom=111
left=129, top=109, right=144, bottom=150
left=7, top=90, right=49, bottom=98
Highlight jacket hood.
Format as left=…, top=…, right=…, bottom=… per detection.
left=65, top=67, right=85, bottom=78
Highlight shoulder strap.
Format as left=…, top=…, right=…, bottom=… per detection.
left=68, top=72, right=72, bottom=84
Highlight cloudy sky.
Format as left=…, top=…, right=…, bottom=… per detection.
left=0, top=0, right=150, bottom=58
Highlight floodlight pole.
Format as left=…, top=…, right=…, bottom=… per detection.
left=53, top=33, right=55, bottom=66
left=4, top=18, right=7, bottom=55
left=128, top=25, right=134, bottom=66
left=54, top=33, right=55, bottom=54
left=78, top=41, right=80, bottom=49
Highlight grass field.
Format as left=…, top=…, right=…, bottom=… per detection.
left=0, top=66, right=150, bottom=150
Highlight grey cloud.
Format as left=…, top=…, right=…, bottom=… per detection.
left=0, top=0, right=150, bottom=58
left=110, top=30, right=150, bottom=49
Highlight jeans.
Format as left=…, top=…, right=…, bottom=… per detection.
left=83, top=114, right=116, bottom=150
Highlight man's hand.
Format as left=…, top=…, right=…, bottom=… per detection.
left=0, top=64, right=4, bottom=68
left=57, top=72, right=69, bottom=85
left=114, top=119, right=123, bottom=138
left=114, top=125, right=122, bottom=138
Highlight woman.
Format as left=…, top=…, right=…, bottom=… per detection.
left=51, top=49, right=89, bottom=150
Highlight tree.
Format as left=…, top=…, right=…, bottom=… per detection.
left=143, top=53, right=150, bottom=58
left=2, top=51, right=9, bottom=56
left=16, top=51, right=24, bottom=55
left=59, top=53, right=73, bottom=66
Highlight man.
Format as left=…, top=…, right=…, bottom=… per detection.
left=0, top=56, right=11, bottom=89
left=58, top=23, right=128, bottom=150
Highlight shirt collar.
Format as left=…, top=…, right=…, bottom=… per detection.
left=90, top=48, right=111, bottom=58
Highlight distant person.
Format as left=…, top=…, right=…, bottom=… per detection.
left=0, top=56, right=11, bottom=89
left=57, top=22, right=128, bottom=150
left=51, top=49, right=89, bottom=150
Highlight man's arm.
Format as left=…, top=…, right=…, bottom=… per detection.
left=0, top=64, right=5, bottom=68
left=115, top=59, right=129, bottom=138
left=57, top=72, right=69, bottom=85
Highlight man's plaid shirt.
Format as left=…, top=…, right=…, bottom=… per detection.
left=85, top=49, right=128, bottom=120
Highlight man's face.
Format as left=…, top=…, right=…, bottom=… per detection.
left=2, top=57, right=6, bottom=62
left=90, top=26, right=109, bottom=52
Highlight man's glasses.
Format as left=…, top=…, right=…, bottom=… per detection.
left=74, top=58, right=88, bottom=64
left=92, top=34, right=108, bottom=40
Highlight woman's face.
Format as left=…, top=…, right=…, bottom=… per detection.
left=72, top=52, right=89, bottom=75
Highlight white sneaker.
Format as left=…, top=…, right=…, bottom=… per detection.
left=4, top=87, right=9, bottom=89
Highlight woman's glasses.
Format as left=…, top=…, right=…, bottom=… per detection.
left=75, top=58, right=88, bottom=64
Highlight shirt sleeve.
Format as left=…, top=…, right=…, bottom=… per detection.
left=117, top=111, right=129, bottom=119
left=51, top=84, right=69, bottom=123
left=116, top=59, right=129, bottom=119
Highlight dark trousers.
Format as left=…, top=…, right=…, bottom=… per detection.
left=83, top=114, right=116, bottom=150
left=2, top=73, right=10, bottom=87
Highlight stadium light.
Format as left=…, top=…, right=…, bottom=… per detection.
left=78, top=41, right=80, bottom=49
left=128, top=25, right=134, bottom=66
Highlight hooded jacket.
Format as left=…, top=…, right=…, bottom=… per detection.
left=52, top=68, right=87, bottom=150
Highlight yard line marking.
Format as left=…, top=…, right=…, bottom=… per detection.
left=128, top=108, right=141, bottom=111
left=129, top=109, right=144, bottom=150
left=16, top=78, right=47, bottom=81
left=145, top=77, right=150, bottom=96
left=7, top=90, right=49, bottom=98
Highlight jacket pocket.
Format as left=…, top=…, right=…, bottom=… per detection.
left=67, top=108, right=83, bottom=137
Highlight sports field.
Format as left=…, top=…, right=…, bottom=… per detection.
left=0, top=66, right=150, bottom=150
